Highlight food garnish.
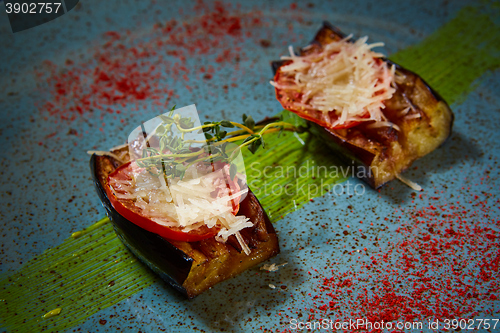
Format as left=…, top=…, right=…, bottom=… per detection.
left=93, top=105, right=300, bottom=250
left=90, top=105, right=301, bottom=297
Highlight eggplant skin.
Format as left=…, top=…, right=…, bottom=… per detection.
left=90, top=153, right=279, bottom=298
left=272, top=22, right=454, bottom=188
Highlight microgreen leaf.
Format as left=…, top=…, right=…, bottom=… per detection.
left=203, top=145, right=212, bottom=154
left=220, top=120, right=234, bottom=128
left=219, top=142, right=229, bottom=158
left=175, top=164, right=186, bottom=173
left=160, top=136, right=167, bottom=152
left=147, top=169, right=162, bottom=177
left=179, top=148, right=192, bottom=154
left=203, top=121, right=212, bottom=132
left=171, top=136, right=180, bottom=149
left=146, top=147, right=160, bottom=156
left=229, top=163, right=237, bottom=180
left=159, top=115, right=175, bottom=124
left=242, top=135, right=255, bottom=144
left=247, top=139, right=261, bottom=154
left=179, top=117, right=194, bottom=129
left=156, top=125, right=166, bottom=136
left=169, top=105, right=177, bottom=115
left=244, top=115, right=255, bottom=131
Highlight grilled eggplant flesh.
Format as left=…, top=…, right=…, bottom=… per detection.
left=90, top=149, right=279, bottom=298
left=272, top=22, right=454, bottom=188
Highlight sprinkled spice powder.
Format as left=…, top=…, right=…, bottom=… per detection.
left=35, top=0, right=266, bottom=124
left=293, top=184, right=500, bottom=331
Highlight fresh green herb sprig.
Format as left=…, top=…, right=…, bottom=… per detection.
left=135, top=107, right=305, bottom=179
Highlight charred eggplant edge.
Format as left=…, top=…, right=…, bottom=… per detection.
left=91, top=154, right=194, bottom=296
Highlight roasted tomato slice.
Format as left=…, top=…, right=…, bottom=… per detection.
left=105, top=161, right=224, bottom=242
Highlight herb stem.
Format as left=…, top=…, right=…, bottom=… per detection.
left=259, top=121, right=294, bottom=134
left=230, top=121, right=254, bottom=134
left=185, top=153, right=222, bottom=170
left=137, top=150, right=203, bottom=162
left=176, top=123, right=215, bottom=133
left=135, top=111, right=302, bottom=179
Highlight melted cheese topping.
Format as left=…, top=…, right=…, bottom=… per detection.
left=109, top=162, right=252, bottom=254
left=271, top=35, right=396, bottom=128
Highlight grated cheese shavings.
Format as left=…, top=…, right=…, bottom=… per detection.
left=109, top=161, right=253, bottom=253
left=272, top=35, right=397, bottom=128
left=396, top=174, right=423, bottom=191
left=260, top=262, right=288, bottom=272
left=405, top=113, right=422, bottom=120
left=366, top=121, right=401, bottom=132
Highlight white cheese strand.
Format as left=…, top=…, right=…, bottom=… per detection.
left=366, top=121, right=401, bottom=132
left=235, top=231, right=251, bottom=255
left=396, top=174, right=423, bottom=191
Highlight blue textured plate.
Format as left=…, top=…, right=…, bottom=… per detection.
left=1, top=0, right=499, bottom=332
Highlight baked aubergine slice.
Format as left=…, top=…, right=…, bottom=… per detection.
left=90, top=148, right=279, bottom=299
left=271, top=22, right=454, bottom=189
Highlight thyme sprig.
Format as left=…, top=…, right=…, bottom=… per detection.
left=135, top=107, right=305, bottom=179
